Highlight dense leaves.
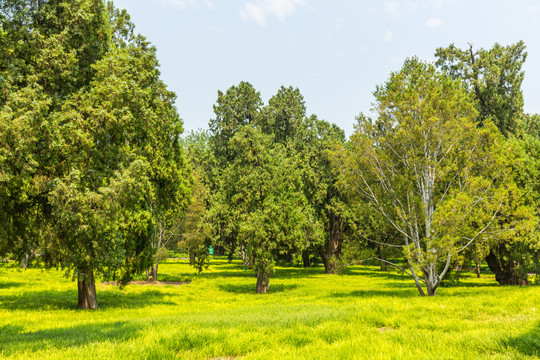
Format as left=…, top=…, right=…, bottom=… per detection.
left=0, top=0, right=191, bottom=308
left=335, top=58, right=533, bottom=296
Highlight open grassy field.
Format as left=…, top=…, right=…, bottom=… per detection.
left=0, top=258, right=539, bottom=359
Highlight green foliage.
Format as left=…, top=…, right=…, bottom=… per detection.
left=435, top=41, right=527, bottom=137
left=0, top=0, right=191, bottom=304
left=209, top=81, right=263, bottom=169
left=216, top=126, right=312, bottom=289
left=336, top=58, right=531, bottom=295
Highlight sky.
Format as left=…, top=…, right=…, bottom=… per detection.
left=112, top=0, right=540, bottom=137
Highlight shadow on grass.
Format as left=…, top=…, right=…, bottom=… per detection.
left=329, top=288, right=418, bottom=298
left=217, top=283, right=298, bottom=294
left=194, top=264, right=322, bottom=281
left=502, top=322, right=540, bottom=357
left=0, top=288, right=175, bottom=311
left=344, top=267, right=411, bottom=281
left=0, top=321, right=144, bottom=356
left=0, top=281, right=23, bottom=289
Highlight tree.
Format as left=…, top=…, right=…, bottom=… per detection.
left=0, top=0, right=191, bottom=308
left=435, top=42, right=526, bottom=137
left=335, top=58, right=528, bottom=296
left=215, top=126, right=311, bottom=292
left=435, top=42, right=538, bottom=285
left=261, top=87, right=350, bottom=273
left=178, top=130, right=214, bottom=272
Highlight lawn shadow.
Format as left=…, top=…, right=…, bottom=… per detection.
left=217, top=283, right=298, bottom=294
left=344, top=267, right=412, bottom=282
left=329, top=288, right=418, bottom=298
left=274, top=266, right=323, bottom=279
left=501, top=321, right=540, bottom=357
left=0, top=281, right=23, bottom=289
left=195, top=264, right=322, bottom=281
left=0, top=288, right=175, bottom=311
left=0, top=321, right=144, bottom=356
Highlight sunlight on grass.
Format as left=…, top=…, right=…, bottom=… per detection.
left=0, top=258, right=538, bottom=359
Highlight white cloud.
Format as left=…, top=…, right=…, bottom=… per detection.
left=161, top=0, right=215, bottom=10
left=382, top=30, right=394, bottom=42
left=240, top=0, right=308, bottom=26
left=382, top=1, right=400, bottom=18
left=335, top=18, right=344, bottom=30
left=425, top=18, right=443, bottom=28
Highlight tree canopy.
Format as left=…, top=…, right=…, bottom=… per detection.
left=0, top=0, right=191, bottom=308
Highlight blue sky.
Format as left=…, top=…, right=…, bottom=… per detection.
left=112, top=0, right=540, bottom=136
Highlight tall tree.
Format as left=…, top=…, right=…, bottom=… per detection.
left=435, top=42, right=538, bottom=285
left=261, top=87, right=350, bottom=273
left=336, top=58, right=529, bottom=296
left=217, top=126, right=311, bottom=292
left=0, top=0, right=191, bottom=308
left=435, top=42, right=526, bottom=137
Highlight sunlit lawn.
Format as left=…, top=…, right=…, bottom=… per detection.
left=0, top=258, right=538, bottom=359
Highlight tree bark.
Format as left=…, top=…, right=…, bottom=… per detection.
left=77, top=266, right=98, bottom=309
left=151, top=259, right=159, bottom=282
left=256, top=272, right=270, bottom=293
left=320, top=216, right=344, bottom=274
left=486, top=250, right=528, bottom=285
left=302, top=250, right=311, bottom=268
left=378, top=246, right=387, bottom=272
left=475, top=258, right=481, bottom=278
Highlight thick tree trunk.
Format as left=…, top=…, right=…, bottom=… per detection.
left=321, top=253, right=339, bottom=274
left=189, top=251, right=196, bottom=266
left=77, top=266, right=98, bottom=309
left=256, top=272, right=270, bottom=293
left=321, top=216, right=344, bottom=274
left=302, top=250, right=311, bottom=268
left=486, top=250, right=528, bottom=285
left=147, top=264, right=155, bottom=282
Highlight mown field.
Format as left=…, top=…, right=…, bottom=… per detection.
left=0, top=258, right=539, bottom=359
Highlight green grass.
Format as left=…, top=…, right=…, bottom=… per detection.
left=0, top=259, right=539, bottom=359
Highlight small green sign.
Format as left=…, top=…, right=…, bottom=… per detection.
left=208, top=246, right=214, bottom=255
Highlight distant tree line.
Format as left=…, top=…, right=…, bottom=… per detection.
left=1, top=0, right=538, bottom=308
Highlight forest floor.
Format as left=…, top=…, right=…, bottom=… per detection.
left=0, top=258, right=539, bottom=359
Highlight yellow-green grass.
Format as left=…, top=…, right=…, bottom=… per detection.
left=0, top=259, right=538, bottom=359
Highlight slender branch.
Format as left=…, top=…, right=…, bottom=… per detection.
left=352, top=257, right=426, bottom=283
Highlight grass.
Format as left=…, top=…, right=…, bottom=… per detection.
left=0, top=258, right=539, bottom=359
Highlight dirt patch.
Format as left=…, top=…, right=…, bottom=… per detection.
left=102, top=281, right=190, bottom=287
left=377, top=326, right=395, bottom=333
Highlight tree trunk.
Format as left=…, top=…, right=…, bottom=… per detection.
left=321, top=216, right=344, bottom=274
left=302, top=250, right=311, bottom=268
left=475, top=258, right=481, bottom=278
left=151, top=259, right=159, bottom=282
left=379, top=246, right=387, bottom=272
left=486, top=250, right=528, bottom=285
left=256, top=272, right=270, bottom=293
left=321, top=253, right=339, bottom=274
left=410, top=266, right=426, bottom=297
left=147, top=264, right=155, bottom=282
left=77, top=266, right=98, bottom=309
